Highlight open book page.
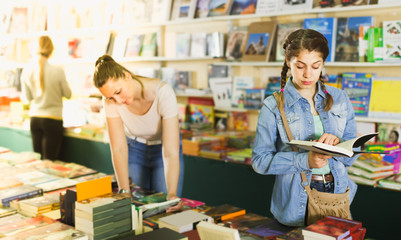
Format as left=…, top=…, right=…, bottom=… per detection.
left=289, top=133, right=378, bottom=158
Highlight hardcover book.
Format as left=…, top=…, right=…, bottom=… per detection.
left=379, top=173, right=401, bottom=190
left=255, top=0, right=278, bottom=15
left=302, top=215, right=362, bottom=240
left=209, top=77, right=233, bottom=109
left=207, top=0, right=234, bottom=17
left=124, top=34, right=144, bottom=57
left=245, top=88, right=264, bottom=109
left=230, top=0, right=257, bottom=15
left=231, top=76, right=254, bottom=108
left=334, top=16, right=374, bottom=62
left=194, top=0, right=210, bottom=18
left=190, top=32, right=207, bottom=58
left=242, top=20, right=277, bottom=62
left=288, top=132, right=379, bottom=158
left=353, top=153, right=394, bottom=172
left=303, top=17, right=337, bottom=62
left=176, top=33, right=192, bottom=58
left=140, top=32, right=158, bottom=57
left=275, top=22, right=303, bottom=62
left=170, top=0, right=197, bottom=21
left=225, top=26, right=248, bottom=61
left=140, top=198, right=181, bottom=218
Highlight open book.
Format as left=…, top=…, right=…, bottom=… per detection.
left=288, top=132, right=379, bottom=158
left=139, top=198, right=181, bottom=218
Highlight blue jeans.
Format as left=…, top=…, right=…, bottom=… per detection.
left=127, top=137, right=184, bottom=197
left=310, top=181, right=334, bottom=193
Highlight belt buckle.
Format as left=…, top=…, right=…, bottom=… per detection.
left=322, top=174, right=326, bottom=184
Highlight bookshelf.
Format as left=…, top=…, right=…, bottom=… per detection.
left=1, top=1, right=401, bottom=130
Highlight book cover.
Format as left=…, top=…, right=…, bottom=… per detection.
left=204, top=204, right=246, bottom=222
left=222, top=212, right=272, bottom=232
left=264, top=76, right=280, bottom=97
left=181, top=197, right=206, bottom=208
left=255, top=0, right=279, bottom=15
left=207, top=0, right=234, bottom=17
left=347, top=165, right=393, bottom=180
left=303, top=17, right=337, bottom=62
left=209, top=77, right=233, bottom=109
left=366, top=27, right=383, bottom=62
left=245, top=218, right=296, bottom=238
left=151, top=0, right=173, bottom=23
left=188, top=97, right=215, bottom=126
left=39, top=160, right=97, bottom=179
left=206, top=32, right=225, bottom=57
left=197, top=221, right=241, bottom=240
left=278, top=0, right=313, bottom=12
left=231, top=76, right=254, bottom=108
left=341, top=72, right=373, bottom=117
left=174, top=71, right=192, bottom=91
left=377, top=123, right=401, bottom=143
left=242, top=20, right=277, bottom=62
left=140, top=32, right=158, bottom=57
left=335, top=16, right=374, bottom=62
left=245, top=88, right=264, bottom=109
left=170, top=0, right=197, bottom=21
left=7, top=6, right=28, bottom=34
left=158, top=210, right=213, bottom=233
left=382, top=20, right=401, bottom=61
left=176, top=33, right=192, bottom=58
left=232, top=111, right=249, bottom=131
left=140, top=198, right=181, bottom=218
left=225, top=26, right=248, bottom=61
left=76, top=176, right=112, bottom=201
left=369, top=76, right=401, bottom=119
left=275, top=22, right=303, bottom=62
left=190, top=32, right=207, bottom=58
left=289, top=132, right=378, bottom=158
left=124, top=34, right=144, bottom=57
left=0, top=215, right=56, bottom=237
left=75, top=192, right=131, bottom=214
left=214, top=110, right=230, bottom=131
left=207, top=64, right=231, bottom=80
left=194, top=0, right=210, bottom=18
left=0, top=184, right=43, bottom=207
left=302, top=216, right=362, bottom=240
left=230, top=0, right=257, bottom=15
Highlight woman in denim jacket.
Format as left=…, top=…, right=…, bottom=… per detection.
left=252, top=29, right=358, bottom=226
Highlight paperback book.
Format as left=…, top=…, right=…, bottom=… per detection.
left=288, top=132, right=379, bottom=158
left=341, top=72, right=373, bottom=117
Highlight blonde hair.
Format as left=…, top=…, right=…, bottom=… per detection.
left=37, top=36, right=54, bottom=94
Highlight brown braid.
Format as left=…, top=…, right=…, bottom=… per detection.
left=278, top=62, right=289, bottom=110
left=319, top=73, right=333, bottom=111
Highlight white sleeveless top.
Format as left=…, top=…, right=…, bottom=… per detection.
left=104, top=81, right=178, bottom=141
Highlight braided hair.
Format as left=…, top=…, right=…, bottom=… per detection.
left=278, top=29, right=333, bottom=111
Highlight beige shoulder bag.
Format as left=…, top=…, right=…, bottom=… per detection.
left=273, top=92, right=351, bottom=225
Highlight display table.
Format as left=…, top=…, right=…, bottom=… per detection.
left=0, top=126, right=400, bottom=239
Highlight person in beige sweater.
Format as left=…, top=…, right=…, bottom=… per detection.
left=21, top=36, right=72, bottom=160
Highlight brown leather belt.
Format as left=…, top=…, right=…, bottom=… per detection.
left=311, top=173, right=334, bottom=183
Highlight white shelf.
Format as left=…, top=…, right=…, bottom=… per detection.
left=355, top=117, right=401, bottom=125
left=212, top=61, right=401, bottom=67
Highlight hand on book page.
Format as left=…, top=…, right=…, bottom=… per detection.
left=166, top=195, right=183, bottom=213
left=289, top=132, right=379, bottom=158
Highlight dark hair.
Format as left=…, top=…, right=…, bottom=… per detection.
left=278, top=29, right=333, bottom=111
left=93, top=55, right=144, bottom=97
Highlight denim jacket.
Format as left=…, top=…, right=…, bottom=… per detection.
left=251, top=79, right=358, bottom=227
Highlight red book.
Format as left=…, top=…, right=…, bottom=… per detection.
left=302, top=216, right=362, bottom=240
left=348, top=227, right=366, bottom=240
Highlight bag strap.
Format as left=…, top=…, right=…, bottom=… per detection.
left=273, top=92, right=298, bottom=152
left=301, top=171, right=311, bottom=190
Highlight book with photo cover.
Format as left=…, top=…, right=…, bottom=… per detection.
left=242, top=20, right=277, bottom=62
left=207, top=0, right=234, bottom=17
left=209, top=77, right=233, bottom=109
left=231, top=76, right=254, bottom=108
left=230, top=0, right=257, bottom=15
left=124, top=34, right=144, bottom=57
left=195, top=0, right=210, bottom=18
left=289, top=132, right=379, bottom=158
left=334, top=16, right=374, bottom=62
left=275, top=22, right=303, bottom=62
left=225, top=26, right=248, bottom=61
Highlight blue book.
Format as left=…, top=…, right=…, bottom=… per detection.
left=335, top=16, right=375, bottom=62
left=303, top=17, right=337, bottom=62
left=341, top=72, right=374, bottom=117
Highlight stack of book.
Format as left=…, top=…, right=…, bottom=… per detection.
left=348, top=154, right=394, bottom=186
left=182, top=136, right=221, bottom=156
left=302, top=215, right=366, bottom=240
left=378, top=173, right=401, bottom=190
left=17, top=194, right=60, bottom=217
left=0, top=184, right=43, bottom=207
left=157, top=210, right=213, bottom=233
left=74, top=193, right=133, bottom=239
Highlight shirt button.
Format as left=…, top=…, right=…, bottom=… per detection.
left=309, top=121, right=312, bottom=124
left=301, top=205, right=304, bottom=208
left=323, top=117, right=327, bottom=119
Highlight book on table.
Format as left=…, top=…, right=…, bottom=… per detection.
left=302, top=215, right=362, bottom=240
left=288, top=132, right=379, bottom=158
left=158, top=209, right=213, bottom=233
